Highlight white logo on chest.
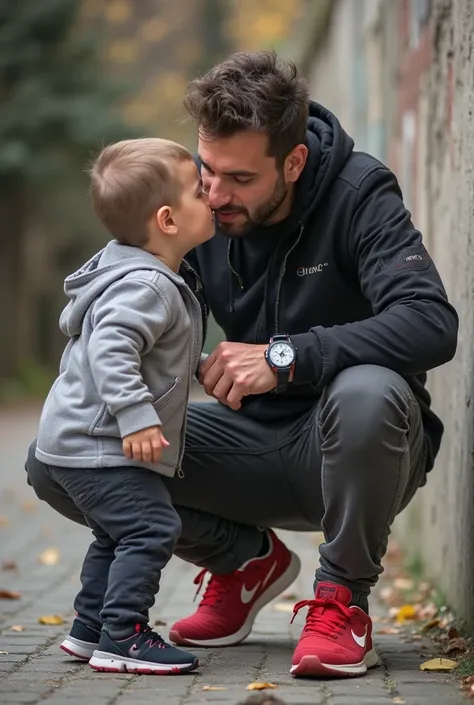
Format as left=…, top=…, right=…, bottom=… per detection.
left=297, top=263, right=328, bottom=276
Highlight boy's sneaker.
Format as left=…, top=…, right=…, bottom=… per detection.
left=60, top=618, right=101, bottom=660
left=290, top=582, right=379, bottom=678
left=89, top=624, right=199, bottom=674
left=169, top=530, right=300, bottom=647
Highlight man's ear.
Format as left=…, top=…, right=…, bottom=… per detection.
left=156, top=205, right=178, bottom=235
left=284, top=144, right=308, bottom=183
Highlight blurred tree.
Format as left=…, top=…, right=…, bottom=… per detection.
left=0, top=0, right=136, bottom=388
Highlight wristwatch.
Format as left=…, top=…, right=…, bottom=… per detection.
left=264, top=334, right=297, bottom=394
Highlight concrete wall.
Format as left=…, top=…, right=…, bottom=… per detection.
left=307, top=0, right=474, bottom=628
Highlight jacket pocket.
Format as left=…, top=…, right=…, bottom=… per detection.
left=153, top=377, right=182, bottom=413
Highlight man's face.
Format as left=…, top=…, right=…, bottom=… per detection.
left=198, top=130, right=290, bottom=237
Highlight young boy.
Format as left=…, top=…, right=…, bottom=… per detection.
left=25, top=138, right=214, bottom=674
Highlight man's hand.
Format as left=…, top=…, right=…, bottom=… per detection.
left=123, top=426, right=169, bottom=463
left=199, top=342, right=277, bottom=410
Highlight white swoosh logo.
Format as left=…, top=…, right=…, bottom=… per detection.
left=241, top=583, right=260, bottom=604
left=351, top=627, right=367, bottom=649
left=262, top=561, right=278, bottom=589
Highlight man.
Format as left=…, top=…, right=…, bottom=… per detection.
left=162, top=51, right=458, bottom=678
left=25, top=50, right=457, bottom=679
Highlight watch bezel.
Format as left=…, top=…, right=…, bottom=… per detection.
left=268, top=341, right=295, bottom=368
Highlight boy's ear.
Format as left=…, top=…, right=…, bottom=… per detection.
left=156, top=205, right=178, bottom=235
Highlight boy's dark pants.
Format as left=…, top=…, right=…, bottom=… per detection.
left=26, top=451, right=181, bottom=634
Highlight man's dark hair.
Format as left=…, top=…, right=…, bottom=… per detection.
left=184, top=50, right=309, bottom=167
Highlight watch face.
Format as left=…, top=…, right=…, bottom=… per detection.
left=269, top=342, right=295, bottom=368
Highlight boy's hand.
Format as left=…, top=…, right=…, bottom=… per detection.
left=123, top=426, right=169, bottom=463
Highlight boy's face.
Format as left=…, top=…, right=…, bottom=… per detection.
left=174, top=159, right=214, bottom=248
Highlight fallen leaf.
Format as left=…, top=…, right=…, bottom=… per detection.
left=0, top=650, right=9, bottom=655
left=393, top=578, right=415, bottom=591
left=1, top=560, right=17, bottom=571
left=246, top=682, right=277, bottom=691
left=377, top=627, right=400, bottom=635
left=38, top=615, right=64, bottom=625
left=379, top=586, right=396, bottom=603
left=420, top=657, right=457, bottom=672
left=422, top=618, right=440, bottom=632
left=0, top=589, right=21, bottom=599
left=392, top=698, right=406, bottom=704
left=273, top=602, right=293, bottom=613
left=447, top=626, right=460, bottom=639
left=396, top=604, right=418, bottom=623
left=0, top=516, right=9, bottom=527
left=22, top=500, right=37, bottom=512
left=202, top=686, right=228, bottom=691
left=39, top=548, right=60, bottom=566
left=10, top=625, right=25, bottom=632
left=445, top=637, right=469, bottom=655
left=154, top=619, right=167, bottom=627
left=417, top=603, right=439, bottom=620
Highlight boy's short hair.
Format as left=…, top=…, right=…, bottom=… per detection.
left=90, top=138, right=192, bottom=246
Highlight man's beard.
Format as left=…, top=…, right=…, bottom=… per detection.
left=215, top=171, right=289, bottom=237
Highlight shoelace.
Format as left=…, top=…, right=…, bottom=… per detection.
left=193, top=569, right=238, bottom=606
left=134, top=624, right=168, bottom=649
left=291, top=598, right=353, bottom=637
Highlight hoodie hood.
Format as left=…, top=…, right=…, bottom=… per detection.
left=292, top=101, right=354, bottom=224
left=60, top=240, right=184, bottom=338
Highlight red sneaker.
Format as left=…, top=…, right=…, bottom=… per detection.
left=290, top=582, right=379, bottom=678
left=169, top=530, right=300, bottom=647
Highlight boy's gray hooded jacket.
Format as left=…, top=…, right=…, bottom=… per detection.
left=35, top=241, right=203, bottom=477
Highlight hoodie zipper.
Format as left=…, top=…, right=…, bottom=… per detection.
left=175, top=260, right=207, bottom=479
left=274, top=225, right=305, bottom=332
left=227, top=240, right=244, bottom=313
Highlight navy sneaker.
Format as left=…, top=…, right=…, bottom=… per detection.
left=89, top=624, right=199, bottom=674
left=60, top=618, right=101, bottom=660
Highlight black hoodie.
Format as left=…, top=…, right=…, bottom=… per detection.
left=185, top=101, right=458, bottom=472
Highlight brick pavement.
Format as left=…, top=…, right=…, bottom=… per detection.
left=0, top=403, right=466, bottom=705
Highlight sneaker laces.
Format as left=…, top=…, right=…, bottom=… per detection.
left=135, top=624, right=168, bottom=649
left=193, top=568, right=241, bottom=606
left=291, top=598, right=353, bottom=638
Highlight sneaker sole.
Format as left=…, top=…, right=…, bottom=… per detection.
left=290, top=648, right=379, bottom=678
left=169, top=551, right=301, bottom=647
left=60, top=636, right=98, bottom=661
left=89, top=651, right=199, bottom=675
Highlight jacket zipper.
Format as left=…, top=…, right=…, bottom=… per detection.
left=274, top=225, right=305, bottom=332
left=175, top=264, right=206, bottom=479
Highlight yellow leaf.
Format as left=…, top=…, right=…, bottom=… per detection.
left=246, top=682, right=278, bottom=691
left=39, top=548, right=60, bottom=566
left=38, top=615, right=64, bottom=626
left=202, top=686, right=227, bottom=691
left=10, top=625, right=25, bottom=632
left=393, top=698, right=406, bottom=704
left=419, top=658, right=457, bottom=672
left=396, top=604, right=418, bottom=623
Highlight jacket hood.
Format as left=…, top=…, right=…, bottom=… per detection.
left=293, top=100, right=354, bottom=224
left=60, top=240, right=183, bottom=338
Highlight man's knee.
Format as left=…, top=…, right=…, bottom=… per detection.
left=320, top=365, right=413, bottom=448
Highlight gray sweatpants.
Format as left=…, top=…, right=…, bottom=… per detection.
left=164, top=364, right=427, bottom=599
left=26, top=364, right=427, bottom=608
